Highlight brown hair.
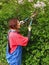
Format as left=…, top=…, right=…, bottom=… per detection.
left=9, top=18, right=18, bottom=29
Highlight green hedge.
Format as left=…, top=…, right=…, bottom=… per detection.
left=0, top=0, right=49, bottom=65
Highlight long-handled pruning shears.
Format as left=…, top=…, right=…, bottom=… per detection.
left=20, top=11, right=37, bottom=27
left=23, top=11, right=37, bottom=26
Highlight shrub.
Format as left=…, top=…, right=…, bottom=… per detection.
left=0, top=0, right=49, bottom=65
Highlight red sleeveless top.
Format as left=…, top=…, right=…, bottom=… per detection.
left=8, top=30, right=29, bottom=53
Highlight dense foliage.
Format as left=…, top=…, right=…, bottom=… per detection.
left=0, top=0, right=49, bottom=65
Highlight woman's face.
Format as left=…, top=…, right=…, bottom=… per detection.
left=16, top=20, right=21, bottom=29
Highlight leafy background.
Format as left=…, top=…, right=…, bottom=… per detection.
left=0, top=0, right=49, bottom=65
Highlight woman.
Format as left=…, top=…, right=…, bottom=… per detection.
left=6, top=18, right=31, bottom=65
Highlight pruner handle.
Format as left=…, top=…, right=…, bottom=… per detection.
left=24, top=18, right=29, bottom=23
left=29, top=18, right=33, bottom=26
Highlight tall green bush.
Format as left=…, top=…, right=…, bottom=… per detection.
left=0, top=0, right=49, bottom=65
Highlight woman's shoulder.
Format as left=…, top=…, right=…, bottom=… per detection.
left=9, top=32, right=18, bottom=38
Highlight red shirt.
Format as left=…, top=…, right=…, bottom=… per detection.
left=8, top=31, right=29, bottom=53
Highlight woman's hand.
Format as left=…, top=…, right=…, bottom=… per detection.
left=28, top=25, right=32, bottom=31
left=20, top=20, right=24, bottom=24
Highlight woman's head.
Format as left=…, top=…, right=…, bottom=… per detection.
left=9, top=18, right=20, bottom=30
